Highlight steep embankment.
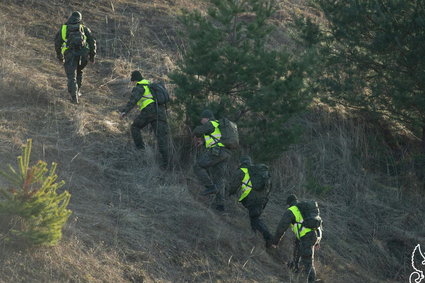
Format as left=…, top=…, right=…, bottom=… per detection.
left=0, top=1, right=287, bottom=282
left=0, top=1, right=423, bottom=282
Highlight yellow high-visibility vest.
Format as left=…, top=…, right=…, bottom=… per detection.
left=61, top=24, right=87, bottom=55
left=238, top=167, right=253, bottom=201
left=204, top=120, right=224, bottom=148
left=288, top=205, right=313, bottom=240
left=136, top=79, right=155, bottom=111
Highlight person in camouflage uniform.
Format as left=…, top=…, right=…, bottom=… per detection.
left=193, top=109, right=231, bottom=211
left=272, top=194, right=322, bottom=282
left=227, top=155, right=273, bottom=247
left=54, top=11, right=96, bottom=104
left=120, top=71, right=169, bottom=169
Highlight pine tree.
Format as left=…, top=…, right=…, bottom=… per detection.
left=169, top=0, right=312, bottom=158
left=297, top=0, right=425, bottom=152
left=0, top=139, right=72, bottom=246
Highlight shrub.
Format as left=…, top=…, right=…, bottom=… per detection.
left=0, top=139, right=71, bottom=246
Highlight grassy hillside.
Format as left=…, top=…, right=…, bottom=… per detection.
left=0, top=0, right=423, bottom=282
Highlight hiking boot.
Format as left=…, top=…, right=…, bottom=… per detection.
left=70, top=97, right=78, bottom=104
left=200, top=184, right=217, bottom=196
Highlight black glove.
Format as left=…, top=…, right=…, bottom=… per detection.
left=89, top=53, right=95, bottom=63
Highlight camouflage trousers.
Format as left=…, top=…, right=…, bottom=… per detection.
left=131, top=105, right=169, bottom=167
left=244, top=200, right=272, bottom=242
left=292, top=230, right=320, bottom=282
left=193, top=147, right=231, bottom=208
left=64, top=50, right=88, bottom=102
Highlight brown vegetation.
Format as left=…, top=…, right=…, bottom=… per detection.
left=0, top=0, right=423, bottom=282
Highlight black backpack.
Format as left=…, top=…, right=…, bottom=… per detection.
left=248, top=164, right=271, bottom=192
left=147, top=82, right=170, bottom=105
left=66, top=23, right=86, bottom=50
left=297, top=200, right=322, bottom=229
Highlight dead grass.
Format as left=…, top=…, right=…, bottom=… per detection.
left=268, top=106, right=425, bottom=282
left=0, top=235, right=130, bottom=283
left=0, top=0, right=423, bottom=283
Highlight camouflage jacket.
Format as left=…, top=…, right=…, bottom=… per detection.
left=272, top=204, right=297, bottom=244
left=193, top=120, right=216, bottom=137
left=121, top=84, right=166, bottom=119
left=227, top=167, right=245, bottom=197
left=121, top=84, right=146, bottom=114
left=227, top=166, right=271, bottom=207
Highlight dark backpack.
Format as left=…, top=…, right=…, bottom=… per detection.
left=297, top=200, right=322, bottom=229
left=217, top=118, right=239, bottom=149
left=147, top=82, right=170, bottom=105
left=248, top=164, right=271, bottom=192
left=67, top=24, right=86, bottom=50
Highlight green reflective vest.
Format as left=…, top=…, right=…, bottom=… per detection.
left=136, top=79, right=155, bottom=111
left=288, top=205, right=313, bottom=240
left=61, top=24, right=87, bottom=55
left=238, top=167, right=253, bottom=201
left=204, top=120, right=224, bottom=148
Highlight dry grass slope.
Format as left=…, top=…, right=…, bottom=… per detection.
left=0, top=0, right=423, bottom=282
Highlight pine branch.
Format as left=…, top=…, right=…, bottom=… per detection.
left=0, top=139, right=72, bottom=246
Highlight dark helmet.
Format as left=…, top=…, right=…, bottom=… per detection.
left=200, top=109, right=215, bottom=119
left=286, top=194, right=298, bottom=206
left=239, top=155, right=252, bottom=167
left=130, top=70, right=143, bottom=82
left=68, top=11, right=82, bottom=23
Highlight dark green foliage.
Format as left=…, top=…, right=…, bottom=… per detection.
left=169, top=0, right=312, bottom=158
left=0, top=139, right=72, bottom=246
left=297, top=0, right=425, bottom=151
